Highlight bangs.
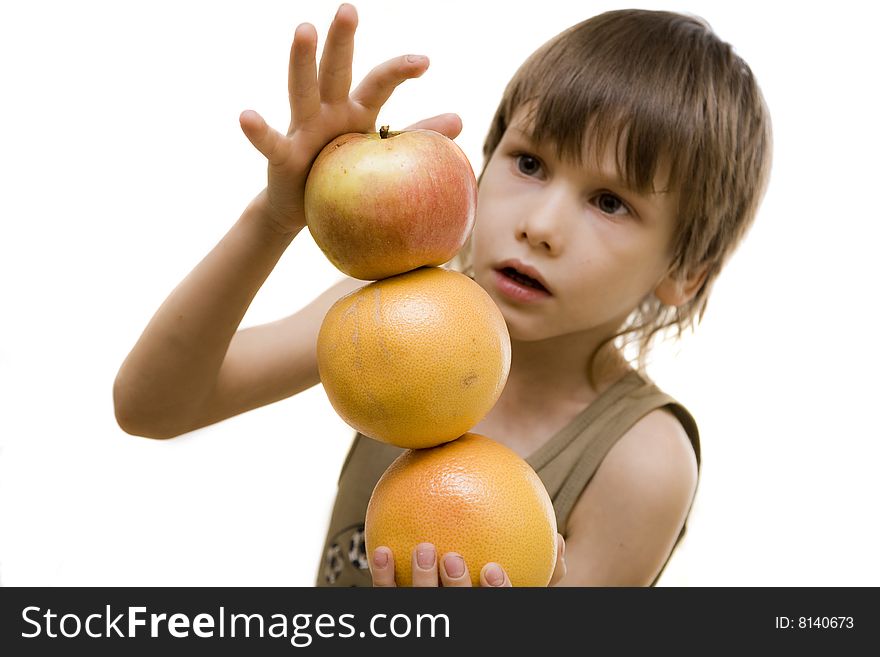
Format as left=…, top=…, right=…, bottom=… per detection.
left=487, top=12, right=715, bottom=195
left=510, top=99, right=677, bottom=196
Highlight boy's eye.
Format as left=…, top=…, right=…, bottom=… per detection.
left=596, top=192, right=628, bottom=216
left=515, top=153, right=542, bottom=177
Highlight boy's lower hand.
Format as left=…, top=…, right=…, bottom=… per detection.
left=239, top=3, right=462, bottom=234
left=371, top=543, right=511, bottom=587
left=549, top=533, right=567, bottom=586
left=370, top=536, right=566, bottom=587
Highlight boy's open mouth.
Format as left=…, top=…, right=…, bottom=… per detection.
left=499, top=267, right=549, bottom=293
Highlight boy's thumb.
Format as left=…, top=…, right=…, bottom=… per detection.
left=240, top=110, right=284, bottom=163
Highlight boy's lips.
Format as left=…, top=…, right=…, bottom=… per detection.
left=493, top=259, right=553, bottom=295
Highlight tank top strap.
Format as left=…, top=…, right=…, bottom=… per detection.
left=529, top=371, right=700, bottom=535
left=527, top=370, right=646, bottom=473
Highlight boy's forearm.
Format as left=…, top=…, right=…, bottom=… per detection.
left=114, top=190, right=300, bottom=438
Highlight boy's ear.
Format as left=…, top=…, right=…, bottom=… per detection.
left=654, top=264, right=709, bottom=307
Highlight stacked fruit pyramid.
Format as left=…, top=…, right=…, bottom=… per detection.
left=305, top=127, right=557, bottom=587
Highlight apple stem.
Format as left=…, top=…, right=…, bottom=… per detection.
left=379, top=125, right=390, bottom=139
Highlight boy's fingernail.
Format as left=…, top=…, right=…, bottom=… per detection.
left=444, top=554, right=465, bottom=578
left=373, top=550, right=388, bottom=569
left=416, top=544, right=435, bottom=569
left=485, top=564, right=504, bottom=587
left=406, top=54, right=428, bottom=64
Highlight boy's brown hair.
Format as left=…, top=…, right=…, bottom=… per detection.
left=452, top=9, right=772, bottom=380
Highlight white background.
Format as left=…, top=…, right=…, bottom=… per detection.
left=1, top=0, right=878, bottom=586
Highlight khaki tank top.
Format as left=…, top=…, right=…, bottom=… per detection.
left=315, top=369, right=700, bottom=587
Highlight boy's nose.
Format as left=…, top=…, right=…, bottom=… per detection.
left=516, top=193, right=567, bottom=255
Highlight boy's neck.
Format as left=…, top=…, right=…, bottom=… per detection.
left=500, top=331, right=630, bottom=413
left=471, top=330, right=632, bottom=457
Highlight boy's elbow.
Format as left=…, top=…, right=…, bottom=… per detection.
left=114, top=402, right=178, bottom=440
left=115, top=412, right=179, bottom=440
left=112, top=375, right=182, bottom=440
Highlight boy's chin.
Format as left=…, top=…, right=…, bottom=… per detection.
left=501, top=319, right=558, bottom=344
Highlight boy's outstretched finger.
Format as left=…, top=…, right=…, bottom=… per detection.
left=350, top=54, right=430, bottom=116
left=479, top=563, right=512, bottom=587
left=318, top=3, right=358, bottom=104
left=288, top=22, right=320, bottom=129
left=404, top=113, right=463, bottom=140
left=371, top=547, right=397, bottom=587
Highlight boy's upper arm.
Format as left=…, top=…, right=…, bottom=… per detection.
left=194, top=276, right=368, bottom=429
left=558, top=408, right=699, bottom=586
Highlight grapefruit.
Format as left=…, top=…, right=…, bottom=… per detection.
left=365, top=433, right=558, bottom=587
left=317, top=267, right=511, bottom=448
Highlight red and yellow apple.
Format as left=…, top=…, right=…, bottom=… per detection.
left=304, top=127, right=477, bottom=281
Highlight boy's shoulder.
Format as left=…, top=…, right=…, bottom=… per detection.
left=569, top=407, right=698, bottom=537
left=607, top=408, right=698, bottom=489
left=563, top=408, right=698, bottom=583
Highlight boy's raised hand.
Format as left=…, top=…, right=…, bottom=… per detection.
left=239, top=3, right=461, bottom=234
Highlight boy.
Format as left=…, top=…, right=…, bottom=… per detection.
left=114, top=5, right=771, bottom=586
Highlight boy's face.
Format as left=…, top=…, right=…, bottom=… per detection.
left=469, top=109, right=680, bottom=344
